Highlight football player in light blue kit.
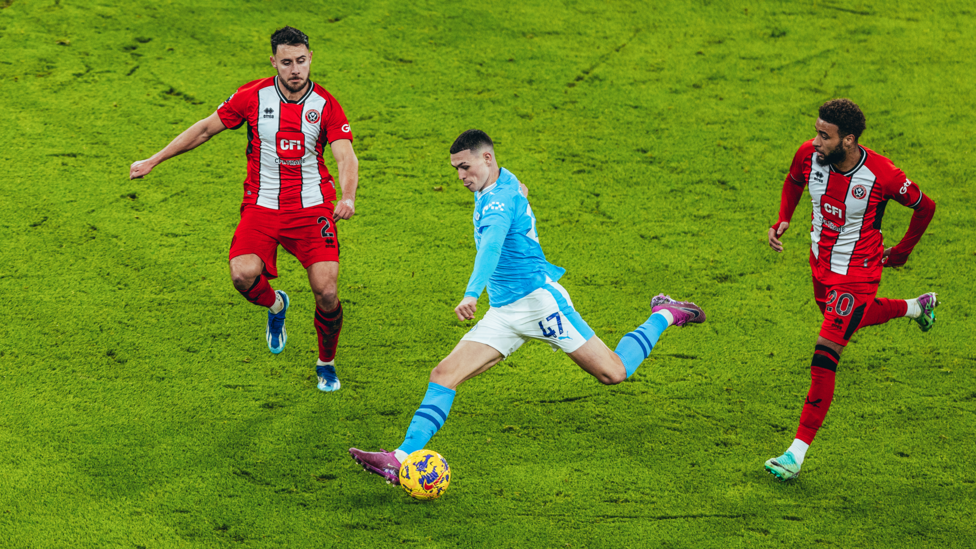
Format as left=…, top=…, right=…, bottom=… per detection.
left=350, top=130, right=706, bottom=484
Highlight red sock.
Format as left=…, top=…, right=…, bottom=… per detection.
left=240, top=275, right=277, bottom=308
left=315, top=301, right=343, bottom=362
left=860, top=298, right=908, bottom=328
left=795, top=345, right=840, bottom=444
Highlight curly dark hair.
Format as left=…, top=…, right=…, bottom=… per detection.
left=271, top=26, right=309, bottom=55
left=819, top=99, right=866, bottom=141
left=450, top=129, right=494, bottom=154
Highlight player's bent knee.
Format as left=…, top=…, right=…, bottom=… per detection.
left=229, top=259, right=263, bottom=292
left=314, top=289, right=339, bottom=311
left=596, top=368, right=627, bottom=386
left=429, top=362, right=454, bottom=387
left=815, top=335, right=846, bottom=356
left=230, top=271, right=259, bottom=292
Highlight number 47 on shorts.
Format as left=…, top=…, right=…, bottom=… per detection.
left=538, top=312, right=563, bottom=338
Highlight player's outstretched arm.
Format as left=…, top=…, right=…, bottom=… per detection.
left=129, top=111, right=228, bottom=179
left=331, top=139, right=359, bottom=219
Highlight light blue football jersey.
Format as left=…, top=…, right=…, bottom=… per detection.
left=465, top=168, right=565, bottom=307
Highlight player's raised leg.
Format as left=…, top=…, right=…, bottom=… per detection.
left=309, top=261, right=343, bottom=392
left=617, top=294, right=705, bottom=375
left=572, top=294, right=706, bottom=383
left=349, top=340, right=504, bottom=484
left=859, top=292, right=939, bottom=332
left=230, top=253, right=289, bottom=354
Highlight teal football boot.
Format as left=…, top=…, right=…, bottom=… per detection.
left=765, top=450, right=801, bottom=481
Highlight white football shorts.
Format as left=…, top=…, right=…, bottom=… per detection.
left=461, top=280, right=596, bottom=357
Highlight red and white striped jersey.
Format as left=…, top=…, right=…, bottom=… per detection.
left=217, top=77, right=353, bottom=210
left=788, top=140, right=923, bottom=283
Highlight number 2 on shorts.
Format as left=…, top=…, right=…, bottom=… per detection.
left=317, top=216, right=335, bottom=238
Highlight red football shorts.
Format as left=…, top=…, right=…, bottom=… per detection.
left=812, top=276, right=879, bottom=346
left=229, top=203, right=339, bottom=279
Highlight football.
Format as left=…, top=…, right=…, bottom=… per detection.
left=398, top=449, right=451, bottom=500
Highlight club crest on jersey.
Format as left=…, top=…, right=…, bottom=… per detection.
left=851, top=185, right=867, bottom=199
left=305, top=109, right=320, bottom=123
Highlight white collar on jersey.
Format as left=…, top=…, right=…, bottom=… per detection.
left=476, top=183, right=497, bottom=198
left=274, top=76, right=315, bottom=104
left=476, top=168, right=515, bottom=199
left=829, top=145, right=867, bottom=177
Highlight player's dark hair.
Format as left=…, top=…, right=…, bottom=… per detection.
left=819, top=98, right=866, bottom=141
left=271, top=26, right=310, bottom=55
left=450, top=129, right=494, bottom=154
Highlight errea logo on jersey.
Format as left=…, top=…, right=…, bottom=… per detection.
left=276, top=131, right=304, bottom=159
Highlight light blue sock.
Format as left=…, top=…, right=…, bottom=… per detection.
left=397, top=382, right=456, bottom=455
left=614, top=313, right=670, bottom=378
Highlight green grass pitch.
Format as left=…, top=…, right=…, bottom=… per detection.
left=1, top=0, right=975, bottom=547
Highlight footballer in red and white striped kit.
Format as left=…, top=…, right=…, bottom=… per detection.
left=764, top=99, right=938, bottom=480
left=129, top=27, right=356, bottom=392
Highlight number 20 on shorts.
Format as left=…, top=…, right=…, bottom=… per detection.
left=825, top=290, right=854, bottom=316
